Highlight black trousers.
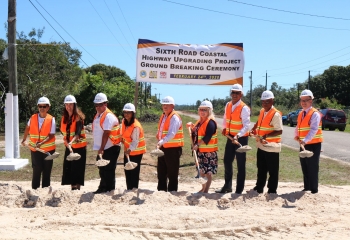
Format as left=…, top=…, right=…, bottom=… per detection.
left=300, top=143, right=321, bottom=193
left=31, top=150, right=54, bottom=189
left=124, top=153, right=143, bottom=190
left=61, top=146, right=87, bottom=186
left=157, top=147, right=182, bottom=192
left=223, top=136, right=248, bottom=193
left=255, top=148, right=279, bottom=193
left=96, top=145, right=121, bottom=191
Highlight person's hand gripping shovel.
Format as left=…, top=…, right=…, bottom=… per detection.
left=66, top=137, right=81, bottom=161
left=187, top=126, right=207, bottom=184
left=35, top=146, right=60, bottom=160
left=150, top=145, right=164, bottom=157
left=225, top=135, right=252, bottom=153
left=294, top=137, right=314, bottom=158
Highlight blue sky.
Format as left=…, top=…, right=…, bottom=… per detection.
left=1, top=0, right=350, bottom=105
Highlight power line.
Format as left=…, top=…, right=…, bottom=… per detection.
left=228, top=0, right=350, bottom=21
left=162, top=0, right=350, bottom=31
left=115, top=0, right=137, bottom=43
left=103, top=0, right=136, bottom=54
left=88, top=0, right=134, bottom=62
left=28, top=0, right=90, bottom=67
left=267, top=46, right=350, bottom=71
left=34, top=0, right=100, bottom=64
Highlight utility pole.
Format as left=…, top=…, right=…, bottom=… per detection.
left=8, top=0, right=19, bottom=158
left=249, top=71, right=252, bottom=110
left=144, top=82, right=147, bottom=108
left=265, top=71, right=268, bottom=90
left=308, top=70, right=310, bottom=90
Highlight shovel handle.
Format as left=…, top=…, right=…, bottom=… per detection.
left=225, top=135, right=242, bottom=147
left=35, top=147, right=50, bottom=155
left=300, top=144, right=306, bottom=151
left=98, top=153, right=103, bottom=160
left=67, top=144, right=73, bottom=153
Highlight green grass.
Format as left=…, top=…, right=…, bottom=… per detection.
left=1, top=115, right=350, bottom=186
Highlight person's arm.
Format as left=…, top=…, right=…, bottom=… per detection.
left=99, top=130, right=111, bottom=155
left=126, top=127, right=140, bottom=154
left=222, top=102, right=228, bottom=135
left=236, top=105, right=251, bottom=139
left=21, top=125, right=30, bottom=146
left=158, top=115, right=181, bottom=146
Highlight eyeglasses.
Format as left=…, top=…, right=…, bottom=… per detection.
left=300, top=99, right=311, bottom=103
left=261, top=100, right=271, bottom=104
left=199, top=108, right=208, bottom=112
left=231, top=91, right=241, bottom=95
left=38, top=105, right=47, bottom=109
left=94, top=103, right=104, bottom=107
left=123, top=111, right=132, bottom=114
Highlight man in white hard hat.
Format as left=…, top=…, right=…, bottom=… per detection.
left=21, top=96, right=56, bottom=189
left=294, top=89, right=323, bottom=194
left=92, top=93, right=121, bottom=194
left=156, top=96, right=184, bottom=192
left=250, top=90, right=283, bottom=194
left=216, top=83, right=250, bottom=194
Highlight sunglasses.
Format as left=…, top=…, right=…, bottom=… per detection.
left=231, top=91, right=241, bottom=95
left=123, top=111, right=132, bottom=114
left=261, top=100, right=271, bottom=104
left=199, top=108, right=208, bottom=112
left=94, top=103, right=105, bottom=107
left=300, top=99, right=311, bottom=103
left=38, top=105, right=47, bottom=109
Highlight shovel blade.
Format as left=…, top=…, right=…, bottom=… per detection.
left=150, top=149, right=165, bottom=157
left=124, top=161, right=138, bottom=170
left=299, top=150, right=314, bottom=158
left=44, top=152, right=60, bottom=160
left=236, top=145, right=252, bottom=153
left=95, top=159, right=110, bottom=167
left=66, top=153, right=81, bottom=161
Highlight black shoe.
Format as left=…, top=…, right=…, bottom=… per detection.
left=215, top=188, right=232, bottom=193
left=267, top=191, right=277, bottom=194
left=93, top=189, right=106, bottom=194
left=311, top=190, right=318, bottom=194
left=253, top=186, right=263, bottom=194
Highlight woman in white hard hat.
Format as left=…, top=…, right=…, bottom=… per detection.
left=121, top=103, right=146, bottom=190
left=21, top=96, right=56, bottom=189
left=60, top=95, right=87, bottom=191
left=187, top=100, right=218, bottom=193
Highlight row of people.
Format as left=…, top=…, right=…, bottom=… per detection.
left=21, top=85, right=322, bottom=195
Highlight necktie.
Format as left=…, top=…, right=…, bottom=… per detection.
left=302, top=111, right=306, bottom=118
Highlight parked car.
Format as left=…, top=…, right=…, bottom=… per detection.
left=319, top=109, right=347, bottom=131
left=289, top=109, right=302, bottom=127
left=282, top=115, right=288, bottom=125
left=286, top=111, right=295, bottom=125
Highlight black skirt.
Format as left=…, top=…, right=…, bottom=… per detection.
left=61, top=146, right=87, bottom=185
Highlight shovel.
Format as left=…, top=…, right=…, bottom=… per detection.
left=35, top=147, right=60, bottom=160
left=150, top=146, right=165, bottom=157
left=95, top=153, right=110, bottom=167
left=225, top=135, right=252, bottom=153
left=66, top=144, right=81, bottom=161
left=187, top=127, right=208, bottom=184
left=299, top=144, right=314, bottom=158
left=124, top=154, right=138, bottom=170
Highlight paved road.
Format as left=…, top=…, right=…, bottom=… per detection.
left=179, top=111, right=350, bottom=163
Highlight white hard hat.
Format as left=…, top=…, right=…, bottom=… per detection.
left=261, top=90, right=274, bottom=100
left=93, top=93, right=108, bottom=103
left=199, top=100, right=213, bottom=109
left=230, top=83, right=243, bottom=92
left=64, top=95, right=77, bottom=104
left=37, top=96, right=50, bottom=106
left=123, top=103, right=136, bottom=113
left=300, top=89, right=314, bottom=99
left=161, top=96, right=175, bottom=105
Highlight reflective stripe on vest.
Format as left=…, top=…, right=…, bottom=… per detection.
left=28, top=113, right=56, bottom=152
left=297, top=108, right=323, bottom=144
left=256, top=107, right=282, bottom=143
left=122, top=119, right=146, bottom=156
left=194, top=118, right=218, bottom=152
left=225, top=101, right=249, bottom=137
left=157, top=111, right=184, bottom=148
left=93, top=108, right=121, bottom=145
left=60, top=117, right=87, bottom=148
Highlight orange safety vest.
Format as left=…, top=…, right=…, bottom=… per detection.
left=157, top=110, right=184, bottom=148
left=93, top=108, right=121, bottom=145
left=194, top=118, right=218, bottom=152
left=60, top=116, right=87, bottom=149
left=122, top=119, right=146, bottom=156
left=28, top=113, right=56, bottom=152
left=297, top=107, right=323, bottom=144
left=256, top=107, right=282, bottom=143
left=225, top=101, right=249, bottom=137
